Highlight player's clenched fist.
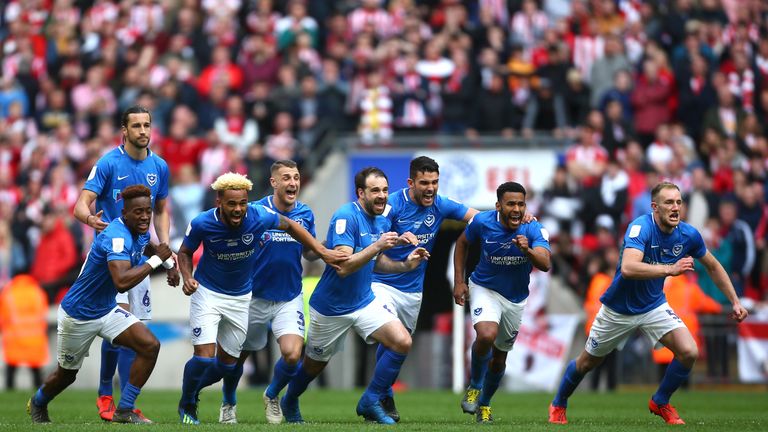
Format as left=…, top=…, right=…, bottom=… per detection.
left=156, top=243, right=173, bottom=261
left=375, top=232, right=400, bottom=251
left=669, top=256, right=694, bottom=276
left=182, top=277, right=199, bottom=296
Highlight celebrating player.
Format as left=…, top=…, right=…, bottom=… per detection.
left=280, top=167, right=429, bottom=424
left=369, top=156, right=477, bottom=421
left=217, top=160, right=320, bottom=424
left=73, top=106, right=176, bottom=421
left=175, top=172, right=346, bottom=425
left=549, top=182, right=748, bottom=425
left=453, top=181, right=551, bottom=424
left=28, top=185, right=172, bottom=424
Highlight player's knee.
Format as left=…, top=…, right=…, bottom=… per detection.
left=677, top=344, right=698, bottom=365
left=391, top=332, right=412, bottom=354
left=283, top=349, right=302, bottom=366
left=141, top=336, right=160, bottom=359
left=475, top=328, right=497, bottom=345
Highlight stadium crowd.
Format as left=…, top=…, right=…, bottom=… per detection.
left=0, top=0, right=767, bottom=321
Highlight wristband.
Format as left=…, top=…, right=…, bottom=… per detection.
left=146, top=255, right=163, bottom=269
left=162, top=257, right=175, bottom=269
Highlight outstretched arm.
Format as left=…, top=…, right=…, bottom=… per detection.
left=279, top=215, right=348, bottom=269
left=699, top=251, right=748, bottom=322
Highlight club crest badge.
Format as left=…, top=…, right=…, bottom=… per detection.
left=424, top=214, right=436, bottom=227
left=672, top=244, right=683, bottom=256
left=242, top=233, right=254, bottom=245
left=146, top=173, right=158, bottom=186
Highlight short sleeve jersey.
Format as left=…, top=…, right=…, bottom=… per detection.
left=465, top=211, right=551, bottom=303
left=251, top=195, right=316, bottom=301
left=182, top=204, right=280, bottom=296
left=61, top=218, right=150, bottom=320
left=601, top=214, right=707, bottom=314
left=373, top=188, right=469, bottom=293
left=310, top=202, right=390, bottom=316
left=83, top=145, right=170, bottom=223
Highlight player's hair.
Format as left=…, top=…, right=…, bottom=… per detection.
left=409, top=156, right=439, bottom=179
left=354, top=167, right=388, bottom=192
left=121, top=105, right=152, bottom=127
left=121, top=184, right=151, bottom=203
left=211, top=172, right=253, bottom=196
left=651, top=181, right=680, bottom=202
left=271, top=159, right=298, bottom=174
left=496, top=182, right=526, bottom=201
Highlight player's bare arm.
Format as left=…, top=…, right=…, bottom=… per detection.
left=374, top=247, right=430, bottom=273
left=512, top=235, right=551, bottom=272
left=141, top=242, right=180, bottom=287
left=278, top=215, right=348, bottom=269
left=620, top=248, right=694, bottom=280
left=461, top=208, right=480, bottom=223
left=74, top=189, right=108, bottom=231
left=698, top=251, right=748, bottom=322
left=334, top=232, right=400, bottom=277
left=108, top=243, right=172, bottom=293
left=177, top=244, right=199, bottom=296
left=452, top=232, right=470, bottom=306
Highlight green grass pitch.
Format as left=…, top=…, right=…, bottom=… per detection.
left=1, top=388, right=766, bottom=431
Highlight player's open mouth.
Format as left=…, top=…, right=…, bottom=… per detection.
left=510, top=214, right=521, bottom=223
left=138, top=222, right=149, bottom=230
left=286, top=189, right=297, bottom=198
left=422, top=194, right=434, bottom=204
left=669, top=213, right=679, bottom=221
left=231, top=214, right=242, bottom=223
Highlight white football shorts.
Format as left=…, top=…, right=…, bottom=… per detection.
left=189, top=284, right=251, bottom=358
left=305, top=296, right=398, bottom=362
left=115, top=275, right=151, bottom=320
left=468, top=280, right=527, bottom=352
left=585, top=302, right=687, bottom=357
left=371, top=282, right=422, bottom=334
left=243, top=293, right=306, bottom=351
left=57, top=305, right=139, bottom=370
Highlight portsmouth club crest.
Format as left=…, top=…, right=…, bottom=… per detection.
left=146, top=173, right=158, bottom=186
left=424, top=213, right=436, bottom=228
left=672, top=244, right=683, bottom=256
left=242, top=233, right=254, bottom=245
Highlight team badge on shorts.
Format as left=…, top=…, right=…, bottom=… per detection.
left=192, top=327, right=202, bottom=337
left=242, top=233, right=254, bottom=245
left=146, top=173, right=158, bottom=186
left=313, top=346, right=323, bottom=356
left=588, top=337, right=599, bottom=350
left=64, top=353, right=75, bottom=363
left=473, top=307, right=483, bottom=316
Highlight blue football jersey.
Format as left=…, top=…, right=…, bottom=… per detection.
left=61, top=218, right=150, bottom=320
left=83, top=145, right=170, bottom=223
left=182, top=204, right=280, bottom=296
left=310, top=202, right=390, bottom=316
left=465, top=211, right=551, bottom=303
left=373, top=188, right=469, bottom=293
left=251, top=195, right=316, bottom=301
left=601, top=213, right=707, bottom=315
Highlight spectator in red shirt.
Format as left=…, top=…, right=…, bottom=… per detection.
left=197, top=44, right=244, bottom=98
left=631, top=58, right=674, bottom=147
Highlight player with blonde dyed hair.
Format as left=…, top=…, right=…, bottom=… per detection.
left=176, top=172, right=348, bottom=424
left=210, top=172, right=253, bottom=194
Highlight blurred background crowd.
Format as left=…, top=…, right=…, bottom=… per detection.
left=1, top=0, right=768, bottom=388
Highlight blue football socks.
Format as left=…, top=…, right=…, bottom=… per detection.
left=652, top=359, right=691, bottom=406
left=98, top=340, right=120, bottom=396
left=552, top=360, right=585, bottom=408
left=180, top=356, right=213, bottom=406
left=266, top=358, right=299, bottom=400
